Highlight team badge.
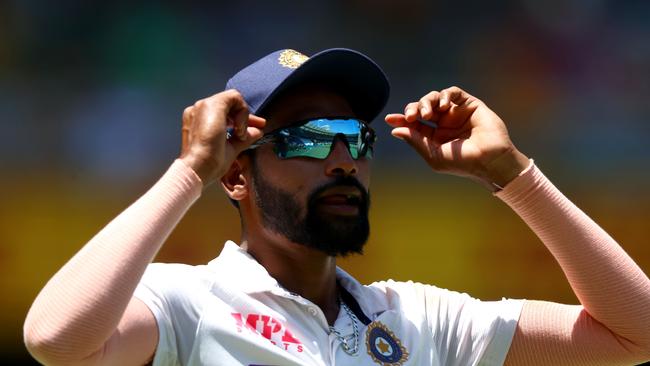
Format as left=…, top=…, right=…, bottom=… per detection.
left=366, top=321, right=409, bottom=366
left=278, top=49, right=309, bottom=69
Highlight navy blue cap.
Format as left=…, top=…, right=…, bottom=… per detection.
left=225, top=48, right=390, bottom=123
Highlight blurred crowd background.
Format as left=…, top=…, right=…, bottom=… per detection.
left=1, top=0, right=649, bottom=363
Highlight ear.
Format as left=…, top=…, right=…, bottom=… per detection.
left=220, top=158, right=249, bottom=203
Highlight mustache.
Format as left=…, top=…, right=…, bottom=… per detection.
left=307, top=176, right=370, bottom=208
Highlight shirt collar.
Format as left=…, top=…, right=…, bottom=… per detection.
left=208, top=240, right=281, bottom=294
left=209, top=241, right=384, bottom=321
left=209, top=240, right=372, bottom=307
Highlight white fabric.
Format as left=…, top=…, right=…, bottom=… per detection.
left=134, top=241, right=523, bottom=366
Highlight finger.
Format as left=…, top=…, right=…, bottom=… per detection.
left=228, top=125, right=265, bottom=152
left=232, top=106, right=249, bottom=140
left=230, top=114, right=266, bottom=142
left=438, top=93, right=451, bottom=112
left=419, top=90, right=444, bottom=115
left=218, top=90, right=250, bottom=140
left=220, top=89, right=246, bottom=103
left=386, top=114, right=439, bottom=136
left=403, top=102, right=421, bottom=123
left=440, top=86, right=475, bottom=108
left=247, top=114, right=266, bottom=129
left=419, top=98, right=434, bottom=120
left=434, top=87, right=481, bottom=129
left=390, top=127, right=436, bottom=160
left=219, top=89, right=248, bottom=116
left=391, top=126, right=422, bottom=146
left=181, top=106, right=194, bottom=151
left=182, top=106, right=194, bottom=129
left=385, top=113, right=409, bottom=127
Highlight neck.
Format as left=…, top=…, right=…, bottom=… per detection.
left=241, top=229, right=340, bottom=325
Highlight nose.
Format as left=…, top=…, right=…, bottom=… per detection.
left=325, top=137, right=357, bottom=176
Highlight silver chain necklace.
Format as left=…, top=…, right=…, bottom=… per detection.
left=328, top=298, right=360, bottom=356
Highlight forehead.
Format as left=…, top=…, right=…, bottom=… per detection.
left=262, top=85, right=355, bottom=131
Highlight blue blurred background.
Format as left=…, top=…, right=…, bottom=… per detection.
left=2, top=0, right=649, bottom=363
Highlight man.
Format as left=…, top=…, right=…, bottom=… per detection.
left=24, top=48, right=650, bottom=365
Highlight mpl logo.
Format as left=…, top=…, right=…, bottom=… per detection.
left=231, top=313, right=304, bottom=353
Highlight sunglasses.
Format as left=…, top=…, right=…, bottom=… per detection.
left=247, top=117, right=376, bottom=160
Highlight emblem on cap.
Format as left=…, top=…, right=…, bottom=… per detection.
left=278, top=49, right=309, bottom=69
left=366, top=321, right=409, bottom=366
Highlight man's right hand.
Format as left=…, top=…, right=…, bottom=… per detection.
left=179, top=89, right=266, bottom=187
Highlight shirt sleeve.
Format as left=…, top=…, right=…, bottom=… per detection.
left=134, top=263, right=204, bottom=366
left=375, top=280, right=523, bottom=366
left=422, top=285, right=523, bottom=366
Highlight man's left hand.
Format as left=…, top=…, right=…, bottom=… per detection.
left=385, top=86, right=530, bottom=190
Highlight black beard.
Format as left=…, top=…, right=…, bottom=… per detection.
left=252, top=166, right=370, bottom=257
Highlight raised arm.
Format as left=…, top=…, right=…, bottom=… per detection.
left=499, top=163, right=650, bottom=365
left=23, top=90, right=265, bottom=365
left=385, top=86, right=650, bottom=364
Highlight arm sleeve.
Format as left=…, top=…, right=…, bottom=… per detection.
left=495, top=160, right=650, bottom=364
left=23, top=160, right=202, bottom=364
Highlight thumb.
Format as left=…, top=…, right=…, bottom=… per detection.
left=391, top=127, right=435, bottom=160
left=229, top=126, right=265, bottom=153
left=391, top=126, right=425, bottom=147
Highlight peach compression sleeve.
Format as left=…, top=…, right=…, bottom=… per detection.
left=23, top=160, right=202, bottom=364
left=496, top=161, right=650, bottom=365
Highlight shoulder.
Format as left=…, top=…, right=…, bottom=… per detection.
left=367, top=279, right=522, bottom=323
left=142, top=262, right=214, bottom=286
left=360, top=279, right=465, bottom=323
left=367, top=279, right=468, bottom=304
left=137, top=262, right=217, bottom=304
left=143, top=262, right=213, bottom=278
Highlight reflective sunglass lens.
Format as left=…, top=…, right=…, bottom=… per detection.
left=259, top=118, right=374, bottom=160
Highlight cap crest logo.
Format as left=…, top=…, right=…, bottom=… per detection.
left=366, top=321, right=409, bottom=366
left=278, top=49, right=309, bottom=69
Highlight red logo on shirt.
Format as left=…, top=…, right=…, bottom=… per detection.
left=231, top=313, right=303, bottom=352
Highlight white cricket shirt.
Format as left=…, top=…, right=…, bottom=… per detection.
left=134, top=241, right=523, bottom=366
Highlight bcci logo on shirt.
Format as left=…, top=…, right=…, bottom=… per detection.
left=366, top=322, right=409, bottom=366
